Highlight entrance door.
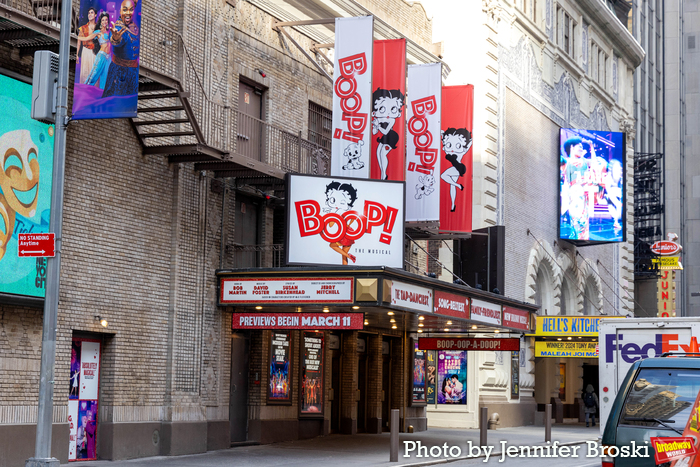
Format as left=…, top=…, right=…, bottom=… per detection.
left=330, top=347, right=341, bottom=433
left=238, top=81, right=263, bottom=161
left=230, top=333, right=250, bottom=443
left=357, top=353, right=368, bottom=432
left=381, top=350, right=391, bottom=432
left=234, top=195, right=259, bottom=267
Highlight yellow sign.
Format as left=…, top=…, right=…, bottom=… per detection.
left=535, top=341, right=599, bottom=358
left=657, top=270, right=677, bottom=317
left=533, top=316, right=619, bottom=337
left=652, top=257, right=683, bottom=270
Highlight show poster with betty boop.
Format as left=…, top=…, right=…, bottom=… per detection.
left=331, top=16, right=374, bottom=179
left=439, top=85, right=474, bottom=233
left=286, top=174, right=404, bottom=268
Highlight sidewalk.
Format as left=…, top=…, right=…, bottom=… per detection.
left=63, top=424, right=599, bottom=467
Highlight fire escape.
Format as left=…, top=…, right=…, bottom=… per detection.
left=0, top=0, right=330, bottom=186
left=633, top=151, right=663, bottom=278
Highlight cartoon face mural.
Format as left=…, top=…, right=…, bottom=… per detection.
left=0, top=193, right=15, bottom=259
left=0, top=130, right=40, bottom=218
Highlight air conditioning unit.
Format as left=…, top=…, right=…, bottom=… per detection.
left=31, top=50, right=59, bottom=124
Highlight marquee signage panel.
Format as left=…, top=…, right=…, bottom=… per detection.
left=220, top=277, right=353, bottom=304
left=534, top=341, right=599, bottom=358
left=502, top=306, right=530, bottom=331
left=534, top=316, right=620, bottom=337
left=470, top=299, right=501, bottom=325
left=286, top=174, right=405, bottom=267
left=331, top=16, right=374, bottom=179
left=390, top=281, right=433, bottom=313
left=433, top=290, right=469, bottom=319
left=232, top=313, right=364, bottom=330
left=418, top=337, right=519, bottom=351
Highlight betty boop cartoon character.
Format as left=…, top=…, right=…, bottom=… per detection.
left=342, top=141, right=365, bottom=170
left=322, top=181, right=359, bottom=265
left=440, top=128, right=473, bottom=212
left=371, top=88, right=405, bottom=180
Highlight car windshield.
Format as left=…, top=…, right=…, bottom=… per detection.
left=620, top=368, right=700, bottom=430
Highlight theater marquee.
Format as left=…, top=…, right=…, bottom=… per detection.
left=219, top=277, right=354, bottom=305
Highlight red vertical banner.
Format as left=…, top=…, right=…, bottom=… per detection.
left=370, top=39, right=407, bottom=181
left=439, top=85, right=474, bottom=233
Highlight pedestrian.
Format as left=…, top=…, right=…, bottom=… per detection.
left=582, top=384, right=598, bottom=427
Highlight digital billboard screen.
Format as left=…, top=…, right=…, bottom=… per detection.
left=559, top=128, right=625, bottom=244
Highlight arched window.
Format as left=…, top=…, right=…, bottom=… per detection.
left=535, top=265, right=555, bottom=315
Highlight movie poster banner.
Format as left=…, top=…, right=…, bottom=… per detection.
left=370, top=39, right=406, bottom=181
left=437, top=350, right=467, bottom=404
left=331, top=16, right=374, bottom=179
left=426, top=350, right=437, bottom=405
left=301, top=332, right=324, bottom=415
left=405, top=63, right=442, bottom=222
left=412, top=341, right=426, bottom=404
left=439, top=85, right=474, bottom=233
left=72, top=0, right=142, bottom=119
left=68, top=338, right=100, bottom=461
left=0, top=74, right=55, bottom=298
left=286, top=174, right=405, bottom=267
left=269, top=332, right=292, bottom=403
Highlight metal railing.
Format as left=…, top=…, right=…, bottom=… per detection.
left=229, top=244, right=284, bottom=269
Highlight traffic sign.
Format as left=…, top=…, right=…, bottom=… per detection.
left=17, top=233, right=55, bottom=257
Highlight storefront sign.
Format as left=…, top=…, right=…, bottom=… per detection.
left=652, top=256, right=682, bottom=270
left=650, top=437, right=697, bottom=465
left=433, top=290, right=469, bottom=319
left=650, top=239, right=682, bottom=256
left=657, top=270, right=677, bottom=317
left=437, top=351, right=466, bottom=404
left=535, top=341, right=599, bottom=358
left=268, top=332, right=291, bottom=403
left=412, top=341, right=426, bottom=404
left=390, top=281, right=433, bottom=313
left=287, top=174, right=405, bottom=267
left=419, top=337, right=519, bottom=351
left=301, top=332, right=324, bottom=415
left=470, top=299, right=501, bottom=325
left=502, top=306, right=530, bottom=331
left=232, top=313, right=363, bottom=330
left=534, top=316, right=616, bottom=337
left=220, top=277, right=354, bottom=305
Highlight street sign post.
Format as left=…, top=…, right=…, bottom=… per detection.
left=17, top=234, right=55, bottom=257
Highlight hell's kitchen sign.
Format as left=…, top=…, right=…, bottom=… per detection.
left=287, top=174, right=405, bottom=267
left=470, top=299, right=502, bottom=326
left=232, top=313, right=364, bottom=330
left=433, top=290, right=469, bottom=319
left=220, top=277, right=354, bottom=305
left=502, top=306, right=530, bottom=331
left=390, top=281, right=433, bottom=313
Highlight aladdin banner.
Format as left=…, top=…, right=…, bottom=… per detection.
left=331, top=16, right=374, bottom=179
left=0, top=74, right=55, bottom=298
left=286, top=174, right=404, bottom=268
left=72, top=0, right=141, bottom=120
left=370, top=39, right=406, bottom=181
left=405, top=63, right=442, bottom=222
left=439, top=85, right=474, bottom=233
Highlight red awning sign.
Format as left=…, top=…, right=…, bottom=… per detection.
left=418, top=337, right=520, bottom=351
left=232, top=312, right=364, bottom=330
left=17, top=233, right=55, bottom=257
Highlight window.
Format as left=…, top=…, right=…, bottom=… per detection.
left=590, top=41, right=608, bottom=89
left=308, top=102, right=332, bottom=150
left=558, top=7, right=576, bottom=58
left=516, top=0, right=537, bottom=23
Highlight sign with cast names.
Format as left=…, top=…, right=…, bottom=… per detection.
left=220, top=277, right=354, bottom=305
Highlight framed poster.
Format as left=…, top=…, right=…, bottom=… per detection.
left=426, top=350, right=437, bottom=405
left=511, top=351, right=519, bottom=399
left=268, top=331, right=292, bottom=404
left=559, top=363, right=566, bottom=400
left=300, top=331, right=324, bottom=416
left=437, top=350, right=467, bottom=404
left=411, top=340, right=426, bottom=405
left=68, top=337, right=101, bottom=461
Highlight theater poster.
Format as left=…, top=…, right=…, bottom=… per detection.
left=301, top=332, right=324, bottom=416
left=331, top=16, right=374, bottom=179
left=437, top=350, right=466, bottom=404
left=68, top=338, right=101, bottom=461
left=370, top=39, right=406, bottom=181
left=439, top=85, right=474, bottom=233
left=0, top=74, right=55, bottom=298
left=72, top=0, right=141, bottom=119
left=268, top=332, right=292, bottom=403
left=405, top=63, right=442, bottom=223
left=426, top=350, right=437, bottom=405
left=412, top=341, right=426, bottom=404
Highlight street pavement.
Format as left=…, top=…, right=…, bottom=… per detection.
left=62, top=424, right=601, bottom=467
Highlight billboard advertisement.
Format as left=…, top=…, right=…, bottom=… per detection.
left=301, top=332, right=324, bottom=415
left=412, top=341, right=426, bottom=404
left=331, top=16, right=374, bottom=179
left=0, top=74, right=55, bottom=298
left=405, top=63, right=441, bottom=222
left=559, top=128, right=625, bottom=243
left=269, top=332, right=291, bottom=403
left=370, top=39, right=406, bottom=181
left=286, top=174, right=404, bottom=267
left=439, top=85, right=474, bottom=233
left=68, top=338, right=101, bottom=461
left=437, top=350, right=466, bottom=404
left=72, top=0, right=142, bottom=119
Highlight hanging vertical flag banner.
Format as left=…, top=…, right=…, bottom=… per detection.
left=405, top=63, right=442, bottom=222
left=72, top=0, right=142, bottom=120
left=370, top=39, right=406, bottom=182
left=331, top=16, right=374, bottom=179
left=439, top=85, right=474, bottom=233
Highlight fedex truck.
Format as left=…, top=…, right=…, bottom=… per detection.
left=598, top=317, right=700, bottom=431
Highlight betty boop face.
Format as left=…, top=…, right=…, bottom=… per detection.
left=325, top=188, right=353, bottom=213
left=442, top=133, right=471, bottom=157
left=373, top=96, right=402, bottom=119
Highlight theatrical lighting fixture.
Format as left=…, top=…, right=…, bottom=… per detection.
left=418, top=316, right=425, bottom=320
left=418, top=323, right=424, bottom=327
left=255, top=306, right=263, bottom=310
left=392, top=325, right=397, bottom=329
left=390, top=318, right=396, bottom=323
left=417, top=329, right=423, bottom=333
left=364, top=320, right=369, bottom=326
left=387, top=311, right=395, bottom=316
left=323, top=307, right=330, bottom=313
left=557, top=338, right=562, bottom=341
left=352, top=306, right=360, bottom=310
left=471, top=325, right=477, bottom=330
left=444, top=328, right=449, bottom=332
left=567, top=336, right=572, bottom=340
left=494, top=330, right=499, bottom=334
left=446, top=321, right=452, bottom=325
left=94, top=316, right=108, bottom=328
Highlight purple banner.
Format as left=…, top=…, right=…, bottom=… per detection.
left=72, top=0, right=141, bottom=120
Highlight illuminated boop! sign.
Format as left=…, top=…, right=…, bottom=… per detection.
left=286, top=174, right=405, bottom=267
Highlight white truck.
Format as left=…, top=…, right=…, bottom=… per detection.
left=598, top=317, right=700, bottom=431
